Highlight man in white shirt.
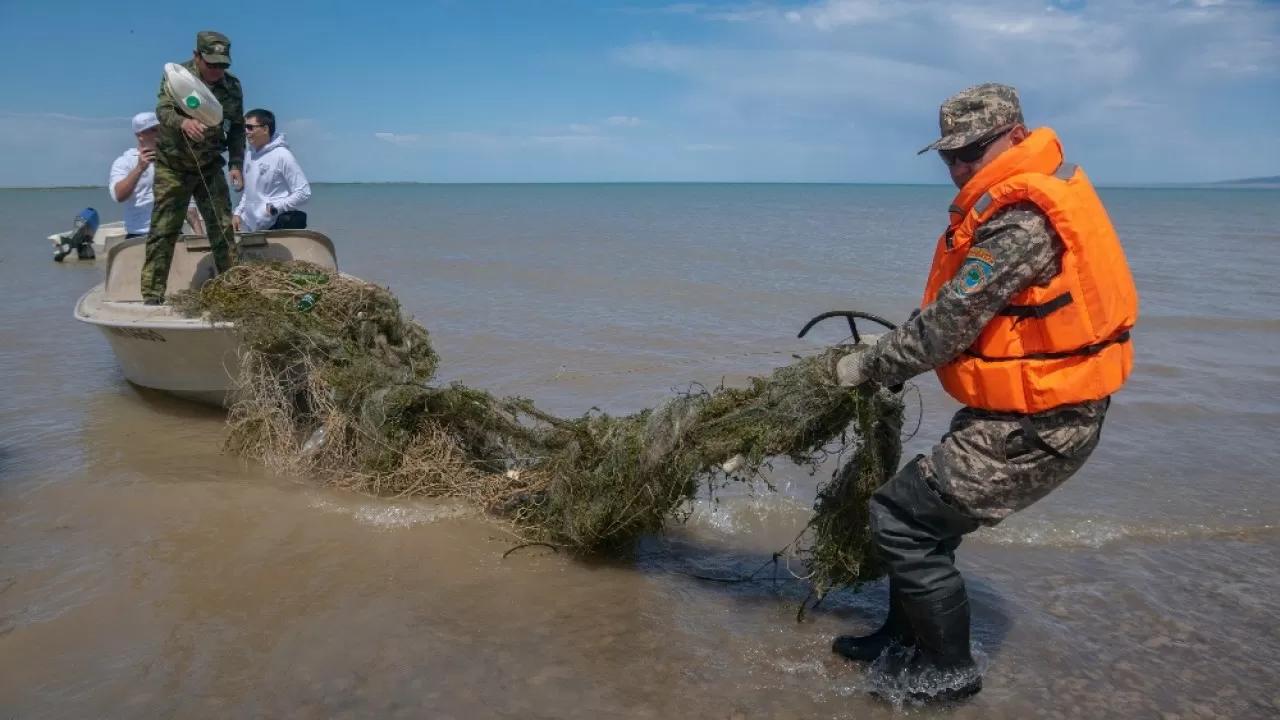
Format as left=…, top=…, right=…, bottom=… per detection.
left=109, top=112, right=202, bottom=238
left=233, top=109, right=312, bottom=232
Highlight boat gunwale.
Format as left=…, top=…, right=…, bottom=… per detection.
left=73, top=284, right=234, bottom=331
left=73, top=268, right=363, bottom=332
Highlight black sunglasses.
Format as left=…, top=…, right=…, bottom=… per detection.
left=939, top=128, right=1011, bottom=166
left=244, top=123, right=266, bottom=130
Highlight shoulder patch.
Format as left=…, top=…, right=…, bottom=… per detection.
left=966, top=247, right=995, bottom=265
left=954, top=255, right=994, bottom=296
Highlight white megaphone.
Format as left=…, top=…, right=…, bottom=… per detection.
left=163, top=62, right=223, bottom=127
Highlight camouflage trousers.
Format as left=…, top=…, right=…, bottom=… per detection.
left=869, top=398, right=1110, bottom=602
left=140, top=159, right=234, bottom=301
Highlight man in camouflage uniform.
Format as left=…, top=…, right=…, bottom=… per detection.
left=830, top=84, right=1120, bottom=703
left=141, top=30, right=245, bottom=304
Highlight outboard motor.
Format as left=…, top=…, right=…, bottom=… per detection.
left=53, top=207, right=100, bottom=262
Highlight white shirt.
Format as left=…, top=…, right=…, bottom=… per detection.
left=108, top=148, right=196, bottom=235
left=109, top=149, right=155, bottom=235
left=234, top=133, right=312, bottom=232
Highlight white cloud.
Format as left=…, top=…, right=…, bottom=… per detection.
left=0, top=113, right=134, bottom=187
left=374, top=130, right=522, bottom=151
left=618, top=2, right=788, bottom=22
left=606, top=115, right=643, bottom=126
left=616, top=42, right=965, bottom=122
left=700, top=0, right=1279, bottom=84
left=5, top=1, right=1276, bottom=186
left=533, top=122, right=612, bottom=146
left=1, top=112, right=132, bottom=124
left=615, top=2, right=705, bottom=15
left=783, top=0, right=905, bottom=29
left=373, top=124, right=628, bottom=153
left=534, top=134, right=603, bottom=144
left=373, top=131, right=426, bottom=147
left=614, top=0, right=1279, bottom=177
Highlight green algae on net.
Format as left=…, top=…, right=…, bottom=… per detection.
left=170, top=260, right=908, bottom=607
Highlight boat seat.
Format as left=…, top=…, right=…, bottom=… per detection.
left=103, top=230, right=340, bottom=303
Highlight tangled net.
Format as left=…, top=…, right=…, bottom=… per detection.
left=171, top=260, right=906, bottom=602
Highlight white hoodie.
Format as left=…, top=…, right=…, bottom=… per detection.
left=234, top=133, right=312, bottom=232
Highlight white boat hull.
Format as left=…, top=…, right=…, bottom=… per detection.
left=76, top=289, right=241, bottom=406
left=74, top=229, right=342, bottom=408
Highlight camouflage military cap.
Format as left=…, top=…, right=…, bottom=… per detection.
left=917, top=83, right=1024, bottom=155
left=197, top=31, right=231, bottom=66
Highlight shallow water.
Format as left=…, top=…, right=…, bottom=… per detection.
left=1, top=184, right=1278, bottom=718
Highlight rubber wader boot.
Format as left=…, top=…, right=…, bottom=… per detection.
left=832, top=579, right=915, bottom=662
left=892, top=585, right=982, bottom=704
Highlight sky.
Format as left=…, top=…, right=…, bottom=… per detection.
left=0, top=0, right=1276, bottom=186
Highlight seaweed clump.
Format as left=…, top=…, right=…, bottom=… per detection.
left=171, top=260, right=905, bottom=597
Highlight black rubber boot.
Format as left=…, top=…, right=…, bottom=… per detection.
left=832, top=580, right=915, bottom=662
left=891, top=586, right=982, bottom=704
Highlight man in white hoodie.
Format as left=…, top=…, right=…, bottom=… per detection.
left=233, top=109, right=312, bottom=232
left=109, top=112, right=203, bottom=238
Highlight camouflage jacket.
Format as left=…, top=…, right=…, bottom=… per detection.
left=155, top=59, right=245, bottom=171
left=859, top=201, right=1066, bottom=394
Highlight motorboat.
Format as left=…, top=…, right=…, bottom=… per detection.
left=73, top=229, right=341, bottom=407
left=50, top=220, right=125, bottom=262
left=50, top=219, right=201, bottom=262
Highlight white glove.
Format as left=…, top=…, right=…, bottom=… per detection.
left=835, top=333, right=882, bottom=388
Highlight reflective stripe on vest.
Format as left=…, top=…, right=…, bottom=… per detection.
left=968, top=161, right=1078, bottom=228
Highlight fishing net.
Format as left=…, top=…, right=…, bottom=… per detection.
left=170, top=260, right=906, bottom=600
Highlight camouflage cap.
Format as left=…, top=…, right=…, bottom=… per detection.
left=917, top=83, right=1024, bottom=155
left=196, top=31, right=231, bottom=66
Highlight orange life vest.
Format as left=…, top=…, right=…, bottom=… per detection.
left=921, top=127, right=1138, bottom=414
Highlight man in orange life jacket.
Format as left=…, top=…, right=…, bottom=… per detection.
left=830, top=83, right=1138, bottom=703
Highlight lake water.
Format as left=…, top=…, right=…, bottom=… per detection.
left=1, top=183, right=1278, bottom=718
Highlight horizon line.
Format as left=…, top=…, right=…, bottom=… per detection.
left=3, top=179, right=1277, bottom=191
